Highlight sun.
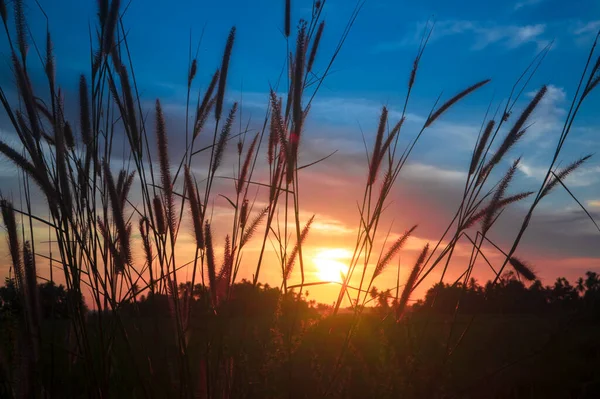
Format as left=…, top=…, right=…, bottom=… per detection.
left=313, top=248, right=350, bottom=283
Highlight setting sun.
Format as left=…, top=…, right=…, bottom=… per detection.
left=313, top=248, right=351, bottom=283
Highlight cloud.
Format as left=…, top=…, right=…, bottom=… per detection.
left=514, top=0, right=544, bottom=11
left=573, top=20, right=600, bottom=36
left=518, top=160, right=548, bottom=180
left=572, top=20, right=600, bottom=46
left=402, top=163, right=467, bottom=183
left=375, top=20, right=549, bottom=53
left=519, top=159, right=600, bottom=188
left=473, top=23, right=548, bottom=51
left=521, top=84, right=567, bottom=142
left=303, top=96, right=425, bottom=126
left=588, top=200, right=600, bottom=208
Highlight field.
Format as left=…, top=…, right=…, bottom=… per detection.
left=2, top=283, right=600, bottom=397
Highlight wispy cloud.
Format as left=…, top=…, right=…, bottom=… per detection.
left=518, top=159, right=600, bottom=187
left=572, top=20, right=600, bottom=46
left=374, top=20, right=549, bottom=53
left=588, top=200, right=600, bottom=208
left=521, top=84, right=567, bottom=142
left=514, top=0, right=544, bottom=11
left=403, top=163, right=467, bottom=183
left=573, top=20, right=600, bottom=36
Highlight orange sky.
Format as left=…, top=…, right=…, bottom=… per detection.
left=2, top=148, right=597, bottom=309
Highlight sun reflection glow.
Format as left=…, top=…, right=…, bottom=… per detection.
left=313, top=248, right=351, bottom=283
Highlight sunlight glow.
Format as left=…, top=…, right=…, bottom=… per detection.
left=313, top=248, right=351, bottom=283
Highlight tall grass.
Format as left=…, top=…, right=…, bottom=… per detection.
left=0, top=0, right=598, bottom=397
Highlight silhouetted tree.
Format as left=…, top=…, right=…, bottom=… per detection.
left=0, top=278, right=83, bottom=319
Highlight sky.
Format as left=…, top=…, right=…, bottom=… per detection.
left=0, top=0, right=599, bottom=305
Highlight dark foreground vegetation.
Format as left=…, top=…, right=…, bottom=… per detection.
left=0, top=0, right=599, bottom=397
left=1, top=273, right=600, bottom=398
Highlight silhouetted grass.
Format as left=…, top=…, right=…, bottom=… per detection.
left=0, top=0, right=599, bottom=398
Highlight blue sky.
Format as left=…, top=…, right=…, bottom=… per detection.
left=0, top=0, right=599, bottom=298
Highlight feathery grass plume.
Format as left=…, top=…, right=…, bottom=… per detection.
left=285, top=51, right=295, bottom=121
left=98, top=0, right=110, bottom=27
left=103, top=161, right=130, bottom=272
left=463, top=191, right=534, bottom=229
left=481, top=158, right=521, bottom=234
left=541, top=154, right=593, bottom=198
left=509, top=257, right=537, bottom=281
left=212, top=102, right=238, bottom=173
left=139, top=217, right=153, bottom=268
left=79, top=75, right=92, bottom=146
left=116, top=170, right=127, bottom=198
left=286, top=23, right=308, bottom=183
left=15, top=110, right=38, bottom=154
left=284, top=0, right=291, bottom=37
left=63, top=121, right=75, bottom=149
left=23, top=241, right=39, bottom=324
left=204, top=222, right=217, bottom=304
left=240, top=207, right=268, bottom=246
left=91, top=49, right=104, bottom=80
left=506, top=85, right=547, bottom=143
left=14, top=0, right=27, bottom=64
left=237, top=133, right=259, bottom=194
left=291, top=21, right=307, bottom=146
left=54, top=124, right=73, bottom=215
left=152, top=195, right=166, bottom=235
left=165, top=278, right=177, bottom=318
left=0, top=0, right=6, bottom=25
left=117, top=66, right=141, bottom=153
left=239, top=199, right=249, bottom=227
left=374, top=225, right=417, bottom=279
left=188, top=58, right=197, bottom=88
left=1, top=200, right=23, bottom=291
left=268, top=96, right=279, bottom=165
left=119, top=170, right=135, bottom=208
left=408, top=58, right=418, bottom=91
left=221, top=235, right=232, bottom=280
left=396, top=243, right=429, bottom=322
left=215, top=27, right=236, bottom=121
left=195, top=98, right=216, bottom=143
left=482, top=86, right=547, bottom=176
left=194, top=69, right=219, bottom=140
left=45, top=29, right=55, bottom=89
left=12, top=54, right=41, bottom=140
left=0, top=141, right=54, bottom=201
left=380, top=117, right=406, bottom=158
left=479, top=129, right=526, bottom=183
left=184, top=165, right=204, bottom=249
left=284, top=215, right=314, bottom=281
left=102, top=0, right=120, bottom=55
left=424, top=79, right=490, bottom=128
left=269, top=90, right=288, bottom=164
left=469, top=120, right=495, bottom=175
left=378, top=168, right=394, bottom=202
left=121, top=224, right=132, bottom=271
left=216, top=235, right=233, bottom=303
left=97, top=0, right=109, bottom=27
left=54, top=113, right=73, bottom=216
left=307, top=21, right=325, bottom=73
left=368, top=106, right=388, bottom=186
left=155, top=99, right=176, bottom=233
left=270, top=156, right=285, bottom=202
